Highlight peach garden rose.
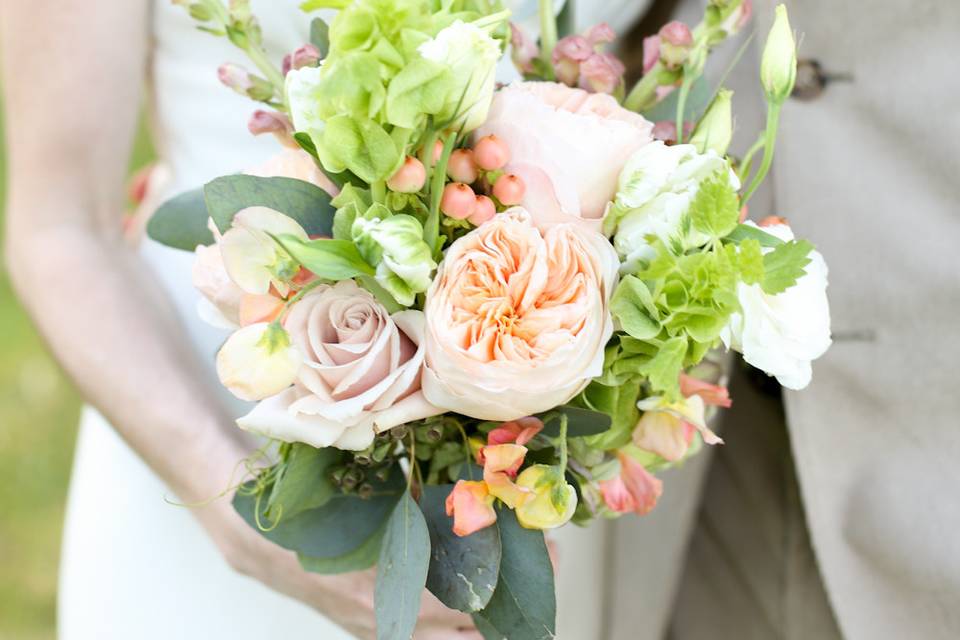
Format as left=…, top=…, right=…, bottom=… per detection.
left=474, top=81, right=653, bottom=232
left=422, top=207, right=619, bottom=421
left=237, top=280, right=441, bottom=450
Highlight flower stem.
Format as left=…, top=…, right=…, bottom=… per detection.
left=558, top=414, right=569, bottom=472
left=675, top=76, right=694, bottom=144
left=624, top=62, right=663, bottom=113
left=245, top=44, right=286, bottom=105
left=738, top=134, right=766, bottom=182
left=742, top=101, right=782, bottom=204
left=538, top=0, right=558, bottom=76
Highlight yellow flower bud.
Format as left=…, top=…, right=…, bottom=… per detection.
left=760, top=5, right=797, bottom=103
left=514, top=465, right=577, bottom=530
left=216, top=322, right=301, bottom=401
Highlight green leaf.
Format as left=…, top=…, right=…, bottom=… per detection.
left=203, top=174, right=335, bottom=237
left=385, top=58, right=451, bottom=128
left=298, top=522, right=385, bottom=574
left=610, top=275, right=661, bottom=340
left=319, top=115, right=400, bottom=184
left=475, top=508, right=556, bottom=640
left=540, top=406, right=611, bottom=439
left=376, top=490, right=432, bottom=640
left=581, top=380, right=642, bottom=451
left=309, top=17, right=330, bottom=58
left=267, top=445, right=339, bottom=522
left=723, top=223, right=784, bottom=248
left=146, top=188, right=214, bottom=251
left=233, top=476, right=401, bottom=559
left=300, top=0, right=350, bottom=10
left=736, top=239, right=765, bottom=285
left=689, top=174, right=740, bottom=239
left=762, top=239, right=813, bottom=295
left=642, top=336, right=687, bottom=396
left=420, top=485, right=501, bottom=613
left=293, top=131, right=319, bottom=160
left=273, top=235, right=375, bottom=280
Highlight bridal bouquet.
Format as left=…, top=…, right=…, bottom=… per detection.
left=149, top=0, right=830, bottom=637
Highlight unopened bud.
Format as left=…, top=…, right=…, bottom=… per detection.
left=642, top=35, right=661, bottom=74
left=247, top=110, right=292, bottom=136
left=510, top=23, right=539, bottom=75
left=658, top=21, right=693, bottom=69
left=690, top=88, right=734, bottom=155
left=552, top=35, right=592, bottom=86
left=579, top=52, right=625, bottom=95
left=584, top=22, right=616, bottom=47
left=282, top=43, right=321, bottom=75
left=357, top=483, right=374, bottom=499
left=218, top=63, right=273, bottom=101
left=760, top=5, right=797, bottom=103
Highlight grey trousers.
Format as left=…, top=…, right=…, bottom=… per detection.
left=667, top=365, right=843, bottom=640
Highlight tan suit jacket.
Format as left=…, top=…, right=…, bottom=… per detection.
left=771, top=1, right=960, bottom=638
left=605, top=2, right=960, bottom=639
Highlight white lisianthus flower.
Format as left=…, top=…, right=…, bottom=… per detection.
left=219, top=207, right=309, bottom=297
left=418, top=20, right=501, bottom=133
left=720, top=222, right=832, bottom=390
left=352, top=214, right=437, bottom=306
left=607, top=142, right=739, bottom=269
left=217, top=323, right=302, bottom=402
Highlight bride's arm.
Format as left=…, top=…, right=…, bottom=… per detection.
left=0, top=3, right=473, bottom=638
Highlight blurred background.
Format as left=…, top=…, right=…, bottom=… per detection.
left=0, top=96, right=153, bottom=640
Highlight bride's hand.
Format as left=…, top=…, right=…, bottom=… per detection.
left=200, top=498, right=480, bottom=640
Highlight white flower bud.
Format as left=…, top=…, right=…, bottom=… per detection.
left=760, top=5, right=797, bottom=103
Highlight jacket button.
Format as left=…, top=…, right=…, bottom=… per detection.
left=792, top=59, right=827, bottom=101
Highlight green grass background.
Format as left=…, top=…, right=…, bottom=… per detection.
left=0, top=96, right=154, bottom=639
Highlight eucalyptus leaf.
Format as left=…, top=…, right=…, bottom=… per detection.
left=267, top=445, right=339, bottom=522
left=204, top=174, right=335, bottom=237
left=540, top=406, right=612, bottom=439
left=375, top=490, right=431, bottom=640
left=298, top=522, right=385, bottom=574
left=234, top=477, right=401, bottom=559
left=146, top=188, right=214, bottom=251
left=475, top=509, right=556, bottom=640
left=309, top=17, right=330, bottom=58
left=421, top=485, right=501, bottom=613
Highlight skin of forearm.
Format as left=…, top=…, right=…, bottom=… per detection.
left=3, top=217, right=250, bottom=505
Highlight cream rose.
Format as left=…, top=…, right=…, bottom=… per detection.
left=720, top=223, right=832, bottom=390
left=237, top=280, right=441, bottom=450
left=474, top=82, right=653, bottom=232
left=422, top=208, right=619, bottom=421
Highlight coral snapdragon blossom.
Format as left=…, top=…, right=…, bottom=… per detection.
left=599, top=453, right=663, bottom=515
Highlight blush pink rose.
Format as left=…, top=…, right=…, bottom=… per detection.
left=474, top=82, right=653, bottom=233
left=237, top=281, right=441, bottom=450
left=422, top=208, right=619, bottom=421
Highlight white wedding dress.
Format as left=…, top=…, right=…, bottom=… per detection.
left=58, top=1, right=657, bottom=638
